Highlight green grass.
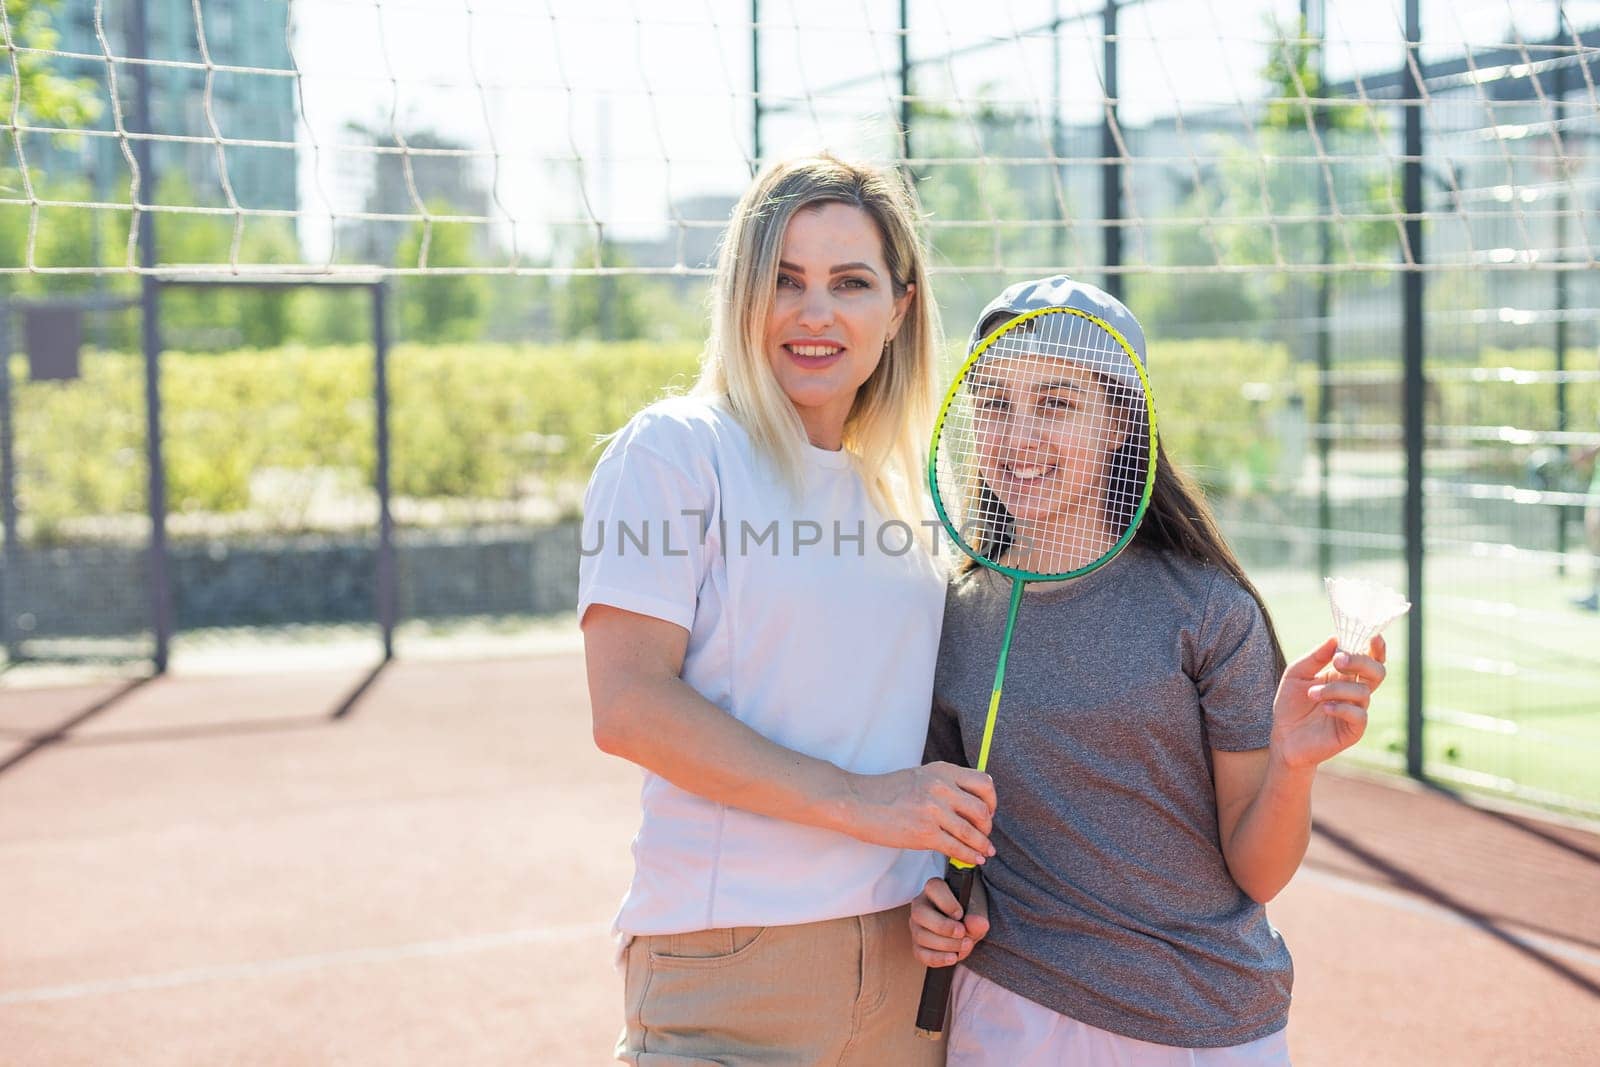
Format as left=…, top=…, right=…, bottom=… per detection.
left=1251, top=556, right=1600, bottom=815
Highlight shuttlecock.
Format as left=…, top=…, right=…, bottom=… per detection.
left=1324, top=577, right=1410, bottom=654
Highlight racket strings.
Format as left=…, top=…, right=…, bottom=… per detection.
left=935, top=310, right=1152, bottom=579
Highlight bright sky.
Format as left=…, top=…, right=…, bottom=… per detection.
left=283, top=0, right=1600, bottom=263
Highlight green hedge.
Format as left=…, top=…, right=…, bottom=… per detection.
left=13, top=342, right=702, bottom=540
left=1144, top=338, right=1298, bottom=489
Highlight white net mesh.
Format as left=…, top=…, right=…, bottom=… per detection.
left=0, top=0, right=1594, bottom=291
left=933, top=307, right=1155, bottom=578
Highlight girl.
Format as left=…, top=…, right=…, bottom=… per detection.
left=579, top=155, right=995, bottom=1066
left=910, top=276, right=1386, bottom=1065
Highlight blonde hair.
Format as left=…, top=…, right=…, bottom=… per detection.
left=693, top=154, right=942, bottom=528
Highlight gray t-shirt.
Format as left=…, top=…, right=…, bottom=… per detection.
left=925, top=545, right=1292, bottom=1048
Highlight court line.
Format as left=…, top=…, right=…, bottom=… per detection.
left=1298, top=865, right=1600, bottom=969
left=0, top=920, right=613, bottom=1006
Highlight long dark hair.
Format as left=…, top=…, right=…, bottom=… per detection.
left=1133, top=439, right=1287, bottom=675
left=958, top=442, right=1285, bottom=675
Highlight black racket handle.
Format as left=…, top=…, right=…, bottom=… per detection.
left=913, top=862, right=979, bottom=1039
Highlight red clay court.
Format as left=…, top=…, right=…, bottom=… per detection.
left=3, top=647, right=1597, bottom=1065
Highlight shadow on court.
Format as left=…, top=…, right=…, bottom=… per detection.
left=1, top=650, right=1596, bottom=1065
left=0, top=664, right=390, bottom=775
left=0, top=676, right=154, bottom=776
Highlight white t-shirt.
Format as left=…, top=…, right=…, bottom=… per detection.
left=577, top=395, right=947, bottom=936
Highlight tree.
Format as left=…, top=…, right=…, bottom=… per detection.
left=234, top=219, right=301, bottom=348
left=899, top=89, right=1053, bottom=346
left=0, top=1, right=108, bottom=297
left=394, top=204, right=488, bottom=343
left=0, top=0, right=101, bottom=142
left=556, top=242, right=703, bottom=342
left=913, top=95, right=1037, bottom=272
left=1139, top=17, right=1398, bottom=340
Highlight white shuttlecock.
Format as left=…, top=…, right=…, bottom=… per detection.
left=1324, top=577, right=1411, bottom=654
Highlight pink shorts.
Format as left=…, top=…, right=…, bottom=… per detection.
left=948, top=966, right=1292, bottom=1066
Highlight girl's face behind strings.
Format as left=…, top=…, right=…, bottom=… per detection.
left=970, top=353, right=1123, bottom=572
left=762, top=202, right=912, bottom=450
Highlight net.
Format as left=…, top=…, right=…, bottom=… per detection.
left=0, top=0, right=1592, bottom=294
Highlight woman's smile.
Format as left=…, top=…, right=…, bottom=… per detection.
left=779, top=339, right=848, bottom=370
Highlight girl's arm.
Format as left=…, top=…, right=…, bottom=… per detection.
left=584, top=603, right=998, bottom=866
left=1212, top=634, right=1387, bottom=904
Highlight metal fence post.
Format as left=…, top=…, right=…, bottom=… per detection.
left=899, top=0, right=912, bottom=173
left=0, top=301, right=17, bottom=662
left=751, top=0, right=762, bottom=172
left=1554, top=1, right=1571, bottom=573
left=130, top=0, right=171, bottom=673
left=1402, top=0, right=1426, bottom=779
left=1102, top=1, right=1122, bottom=300
left=373, top=282, right=396, bottom=661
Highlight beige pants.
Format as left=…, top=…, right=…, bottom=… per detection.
left=617, top=904, right=945, bottom=1066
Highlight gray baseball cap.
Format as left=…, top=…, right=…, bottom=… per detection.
left=968, top=275, right=1149, bottom=384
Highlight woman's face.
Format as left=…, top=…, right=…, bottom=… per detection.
left=763, top=202, right=913, bottom=449
left=968, top=350, right=1125, bottom=556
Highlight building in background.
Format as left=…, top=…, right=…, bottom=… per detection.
left=332, top=125, right=497, bottom=269
left=611, top=191, right=736, bottom=297
left=29, top=0, right=296, bottom=213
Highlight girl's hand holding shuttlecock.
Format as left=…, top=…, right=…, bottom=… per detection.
left=1269, top=634, right=1388, bottom=771
left=1270, top=577, right=1409, bottom=771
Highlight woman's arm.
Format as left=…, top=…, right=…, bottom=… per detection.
left=1212, top=634, right=1387, bottom=903
left=584, top=603, right=998, bottom=866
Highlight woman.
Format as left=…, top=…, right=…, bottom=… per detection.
left=910, top=277, right=1387, bottom=1065
left=579, top=155, right=996, bottom=1065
